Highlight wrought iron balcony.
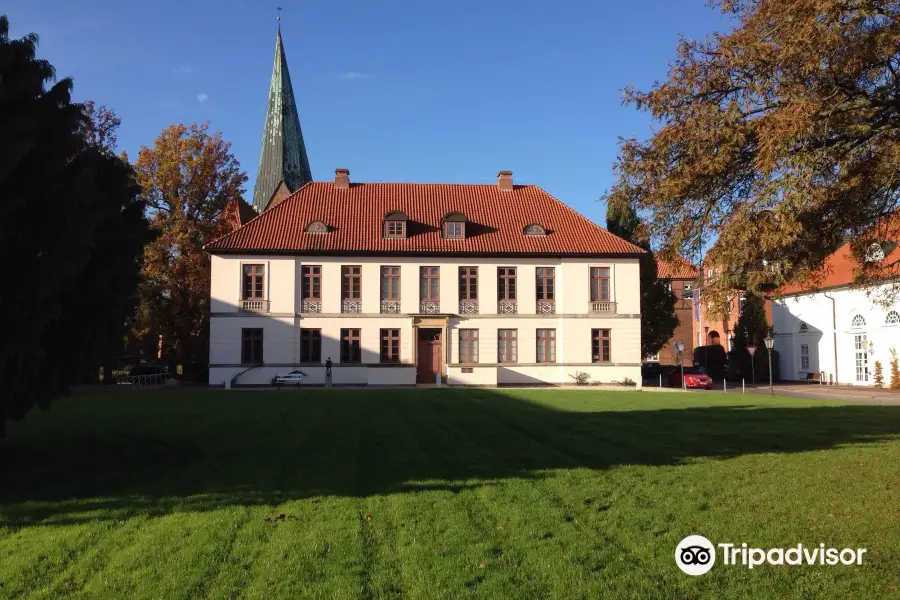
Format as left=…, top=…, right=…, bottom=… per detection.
left=342, top=300, right=363, bottom=314
left=241, top=299, right=269, bottom=312
left=589, top=301, right=616, bottom=314
left=301, top=299, right=322, bottom=313
left=381, top=300, right=402, bottom=314
left=536, top=300, right=556, bottom=314
left=498, top=300, right=518, bottom=314
left=459, top=300, right=479, bottom=314
left=419, top=301, right=440, bottom=314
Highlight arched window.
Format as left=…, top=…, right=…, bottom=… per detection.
left=304, top=221, right=329, bottom=234
left=799, top=323, right=808, bottom=333
left=886, top=311, right=900, bottom=325
left=441, top=212, right=467, bottom=239
left=383, top=211, right=409, bottom=239
left=851, top=314, right=866, bottom=328
left=523, top=224, right=547, bottom=236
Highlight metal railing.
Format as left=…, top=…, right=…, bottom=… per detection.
left=459, top=300, right=479, bottom=314
left=116, top=373, right=170, bottom=389
left=536, top=300, right=556, bottom=314
left=498, top=300, right=517, bottom=314
left=342, top=300, right=363, bottom=313
left=419, top=301, right=440, bottom=314
left=381, top=300, right=402, bottom=314
left=301, top=299, right=322, bottom=313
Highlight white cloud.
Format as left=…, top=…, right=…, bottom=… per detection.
left=196, top=93, right=209, bottom=104
left=341, top=72, right=372, bottom=81
left=173, top=64, right=194, bottom=76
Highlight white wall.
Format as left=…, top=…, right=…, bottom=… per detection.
left=773, top=284, right=900, bottom=386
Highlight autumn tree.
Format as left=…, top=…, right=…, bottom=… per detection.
left=606, top=197, right=678, bottom=358
left=133, top=123, right=247, bottom=370
left=0, top=16, right=150, bottom=434
left=606, top=0, right=900, bottom=310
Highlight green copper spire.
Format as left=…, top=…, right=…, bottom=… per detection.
left=251, top=16, right=313, bottom=213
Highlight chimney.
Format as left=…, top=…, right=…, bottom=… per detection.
left=497, top=170, right=513, bottom=192
left=335, top=168, right=350, bottom=189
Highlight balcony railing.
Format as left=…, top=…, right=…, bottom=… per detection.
left=498, top=300, right=518, bottom=314
left=342, top=300, right=363, bottom=314
left=241, top=299, right=269, bottom=312
left=381, top=300, right=402, bottom=314
left=419, top=301, right=440, bottom=314
left=590, top=301, right=616, bottom=314
left=459, top=300, right=479, bottom=314
left=301, top=299, right=322, bottom=313
left=536, top=300, right=556, bottom=314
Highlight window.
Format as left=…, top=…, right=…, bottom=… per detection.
left=536, top=267, right=555, bottom=301
left=536, top=329, right=556, bottom=363
left=341, top=328, right=361, bottom=363
left=305, top=221, right=329, bottom=234
left=800, top=344, right=810, bottom=370
left=241, top=328, right=263, bottom=364
left=646, top=353, right=660, bottom=362
left=590, top=267, right=610, bottom=301
left=459, top=329, right=479, bottom=363
left=498, top=267, right=517, bottom=300
left=242, top=264, right=265, bottom=300
left=300, top=329, right=322, bottom=363
left=799, top=323, right=808, bottom=333
left=886, top=311, right=900, bottom=325
left=498, top=329, right=517, bottom=363
left=739, top=292, right=746, bottom=314
left=420, top=267, right=440, bottom=301
left=523, top=224, right=547, bottom=236
left=384, top=220, right=406, bottom=238
left=380, top=329, right=401, bottom=363
left=444, top=221, right=465, bottom=239
left=381, top=266, right=401, bottom=300
left=342, top=266, right=362, bottom=300
left=459, top=267, right=478, bottom=300
left=851, top=314, right=866, bottom=328
left=301, top=265, right=322, bottom=300
left=682, top=284, right=693, bottom=299
left=592, top=329, right=611, bottom=363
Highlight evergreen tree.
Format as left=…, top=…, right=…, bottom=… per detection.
left=732, top=293, right=769, bottom=349
left=0, top=16, right=150, bottom=433
left=873, top=361, right=884, bottom=389
left=606, top=197, right=678, bottom=358
left=890, top=350, right=900, bottom=390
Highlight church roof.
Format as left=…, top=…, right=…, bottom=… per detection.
left=207, top=178, right=645, bottom=257
left=251, top=25, right=312, bottom=213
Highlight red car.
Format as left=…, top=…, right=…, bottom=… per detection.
left=669, top=367, right=713, bottom=389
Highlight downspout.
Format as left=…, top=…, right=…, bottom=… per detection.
left=824, top=291, right=838, bottom=384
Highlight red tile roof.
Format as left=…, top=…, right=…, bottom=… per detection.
left=206, top=182, right=645, bottom=256
left=779, top=241, right=900, bottom=295
left=657, top=255, right=698, bottom=280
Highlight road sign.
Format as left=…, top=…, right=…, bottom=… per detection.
left=747, top=346, right=757, bottom=357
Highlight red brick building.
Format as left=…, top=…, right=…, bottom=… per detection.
left=655, top=257, right=698, bottom=366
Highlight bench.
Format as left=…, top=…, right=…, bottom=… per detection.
left=805, top=371, right=822, bottom=384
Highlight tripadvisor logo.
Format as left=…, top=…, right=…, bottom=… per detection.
left=675, top=535, right=867, bottom=576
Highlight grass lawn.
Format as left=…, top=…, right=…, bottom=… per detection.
left=1, top=389, right=899, bottom=599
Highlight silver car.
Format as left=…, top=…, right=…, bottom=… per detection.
left=271, top=370, right=309, bottom=386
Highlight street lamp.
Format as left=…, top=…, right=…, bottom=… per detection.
left=674, top=341, right=685, bottom=389
left=764, top=334, right=775, bottom=396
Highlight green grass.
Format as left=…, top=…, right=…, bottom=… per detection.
left=2, top=389, right=899, bottom=599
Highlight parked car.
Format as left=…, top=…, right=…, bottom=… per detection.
left=669, top=367, right=713, bottom=389
left=272, top=370, right=309, bottom=386
left=641, top=362, right=663, bottom=379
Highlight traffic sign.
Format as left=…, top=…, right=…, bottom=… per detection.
left=747, top=346, right=757, bottom=357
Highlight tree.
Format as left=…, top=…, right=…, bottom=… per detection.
left=606, top=197, right=678, bottom=358
left=0, top=16, right=150, bottom=434
left=874, top=361, right=884, bottom=388
left=605, top=1, right=900, bottom=308
left=732, top=293, right=769, bottom=350
left=890, top=349, right=900, bottom=390
left=133, top=123, right=247, bottom=369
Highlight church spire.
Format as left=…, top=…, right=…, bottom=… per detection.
left=251, top=11, right=313, bottom=213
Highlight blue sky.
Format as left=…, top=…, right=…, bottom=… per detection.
left=5, top=0, right=727, bottom=225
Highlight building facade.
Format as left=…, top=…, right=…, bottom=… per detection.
left=655, top=258, right=698, bottom=366
left=205, top=171, right=645, bottom=387
left=773, top=240, right=900, bottom=386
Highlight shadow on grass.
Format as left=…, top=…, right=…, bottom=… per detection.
left=2, top=389, right=900, bottom=526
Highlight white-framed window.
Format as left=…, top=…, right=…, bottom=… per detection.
left=886, top=311, right=900, bottom=325
left=800, top=344, right=810, bottom=371
left=738, top=292, right=746, bottom=314
left=645, top=353, right=660, bottom=362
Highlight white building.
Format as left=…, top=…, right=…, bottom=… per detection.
left=772, top=241, right=900, bottom=386
left=205, top=170, right=645, bottom=387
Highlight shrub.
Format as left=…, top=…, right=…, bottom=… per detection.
left=569, top=371, right=591, bottom=385
left=874, top=361, right=884, bottom=388
left=890, top=349, right=900, bottom=390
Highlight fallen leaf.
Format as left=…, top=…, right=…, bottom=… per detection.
left=365, top=514, right=373, bottom=521
left=496, top=526, right=504, bottom=531
left=479, top=563, right=485, bottom=569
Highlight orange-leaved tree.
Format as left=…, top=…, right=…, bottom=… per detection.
left=606, top=0, right=900, bottom=310
left=133, top=123, right=247, bottom=369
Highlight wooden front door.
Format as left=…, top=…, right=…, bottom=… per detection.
left=416, top=329, right=442, bottom=383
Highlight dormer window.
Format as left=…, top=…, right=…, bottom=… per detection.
left=523, top=224, right=547, bottom=236
left=383, top=211, right=409, bottom=239
left=442, top=212, right=467, bottom=239
left=305, top=221, right=329, bottom=234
